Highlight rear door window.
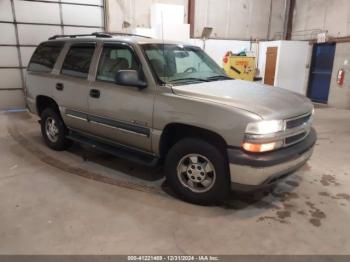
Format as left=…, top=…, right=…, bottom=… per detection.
left=27, top=42, right=64, bottom=73
left=61, top=44, right=95, bottom=79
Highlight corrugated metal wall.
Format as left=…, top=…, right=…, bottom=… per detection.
left=292, top=0, right=350, bottom=40
left=106, top=0, right=188, bottom=32
left=0, top=0, right=105, bottom=110
left=194, top=0, right=286, bottom=39
left=106, top=0, right=285, bottom=40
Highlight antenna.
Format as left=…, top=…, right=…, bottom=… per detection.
left=161, top=10, right=168, bottom=84
left=161, top=11, right=164, bottom=42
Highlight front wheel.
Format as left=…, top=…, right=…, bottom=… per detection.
left=40, top=108, right=72, bottom=151
left=165, top=138, right=230, bottom=205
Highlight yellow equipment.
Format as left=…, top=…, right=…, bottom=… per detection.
left=223, top=53, right=256, bottom=81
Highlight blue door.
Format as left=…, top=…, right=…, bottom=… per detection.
left=307, top=43, right=336, bottom=103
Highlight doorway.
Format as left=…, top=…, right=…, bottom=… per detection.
left=264, top=47, right=278, bottom=86
left=307, top=43, right=336, bottom=103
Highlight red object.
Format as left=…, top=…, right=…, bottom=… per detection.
left=337, top=69, right=345, bottom=86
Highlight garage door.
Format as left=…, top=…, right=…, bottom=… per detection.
left=0, top=0, right=105, bottom=110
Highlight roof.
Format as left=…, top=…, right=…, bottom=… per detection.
left=47, top=32, right=189, bottom=46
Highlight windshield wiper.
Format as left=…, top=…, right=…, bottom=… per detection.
left=169, top=78, right=210, bottom=83
left=207, top=75, right=232, bottom=81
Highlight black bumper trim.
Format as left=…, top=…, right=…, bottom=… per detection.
left=228, top=128, right=317, bottom=168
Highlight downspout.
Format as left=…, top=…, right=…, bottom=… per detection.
left=266, top=0, right=273, bottom=40
left=282, top=0, right=290, bottom=40
left=103, top=0, right=109, bottom=32
left=188, top=0, right=196, bottom=38
left=283, top=0, right=295, bottom=40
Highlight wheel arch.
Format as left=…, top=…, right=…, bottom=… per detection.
left=159, top=123, right=228, bottom=158
left=36, top=95, right=60, bottom=117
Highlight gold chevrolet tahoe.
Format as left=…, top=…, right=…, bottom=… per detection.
left=25, top=33, right=317, bottom=204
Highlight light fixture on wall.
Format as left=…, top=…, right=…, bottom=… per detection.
left=201, top=27, right=213, bottom=50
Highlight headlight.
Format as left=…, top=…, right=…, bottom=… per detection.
left=245, top=120, right=284, bottom=135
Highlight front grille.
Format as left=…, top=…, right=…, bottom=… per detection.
left=283, top=112, right=313, bottom=147
left=285, top=132, right=307, bottom=145
left=286, top=114, right=312, bottom=129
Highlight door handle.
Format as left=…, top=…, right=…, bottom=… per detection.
left=90, top=89, right=100, bottom=99
left=56, top=83, right=64, bottom=91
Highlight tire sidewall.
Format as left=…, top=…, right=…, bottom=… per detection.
left=40, top=108, right=69, bottom=151
left=165, top=138, right=230, bottom=205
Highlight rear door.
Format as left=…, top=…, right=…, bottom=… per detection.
left=26, top=41, right=65, bottom=112
left=53, top=42, right=97, bottom=132
left=88, top=43, right=154, bottom=152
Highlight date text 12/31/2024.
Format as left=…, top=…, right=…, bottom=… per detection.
left=127, top=256, right=220, bottom=261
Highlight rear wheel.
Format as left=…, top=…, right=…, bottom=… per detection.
left=40, top=108, right=72, bottom=151
left=165, top=138, right=230, bottom=205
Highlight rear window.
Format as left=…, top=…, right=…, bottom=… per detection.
left=27, top=42, right=64, bottom=73
left=61, top=44, right=95, bottom=79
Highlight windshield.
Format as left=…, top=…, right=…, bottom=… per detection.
left=142, top=44, right=231, bottom=85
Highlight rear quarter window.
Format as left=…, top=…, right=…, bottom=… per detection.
left=27, top=42, right=64, bottom=73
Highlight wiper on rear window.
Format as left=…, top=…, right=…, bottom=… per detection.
left=207, top=75, right=232, bottom=81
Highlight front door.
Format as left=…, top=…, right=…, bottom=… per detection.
left=307, top=43, right=336, bottom=103
left=88, top=43, right=154, bottom=152
left=53, top=43, right=96, bottom=132
left=264, top=47, right=278, bottom=86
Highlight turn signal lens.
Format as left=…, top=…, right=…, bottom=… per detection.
left=242, top=141, right=282, bottom=153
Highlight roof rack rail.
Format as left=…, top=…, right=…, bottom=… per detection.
left=102, top=32, right=153, bottom=39
left=48, top=32, right=112, bottom=40
left=48, top=32, right=153, bottom=40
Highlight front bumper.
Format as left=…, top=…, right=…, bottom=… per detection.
left=228, top=128, right=317, bottom=191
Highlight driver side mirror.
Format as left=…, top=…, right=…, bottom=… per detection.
left=115, top=70, right=147, bottom=89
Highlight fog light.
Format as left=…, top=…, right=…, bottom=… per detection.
left=242, top=141, right=283, bottom=153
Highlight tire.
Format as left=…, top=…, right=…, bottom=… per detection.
left=165, top=138, right=230, bottom=205
left=40, top=108, right=72, bottom=151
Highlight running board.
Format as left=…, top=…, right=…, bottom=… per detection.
left=67, top=130, right=159, bottom=167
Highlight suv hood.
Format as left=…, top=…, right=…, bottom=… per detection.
left=171, top=80, right=313, bottom=120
